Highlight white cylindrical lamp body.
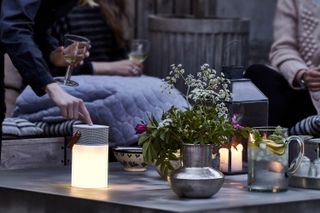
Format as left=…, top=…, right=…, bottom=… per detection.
left=71, top=124, right=109, bottom=188
left=71, top=144, right=108, bottom=188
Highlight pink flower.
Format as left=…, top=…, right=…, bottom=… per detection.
left=231, top=115, right=243, bottom=130
left=135, top=123, right=147, bottom=134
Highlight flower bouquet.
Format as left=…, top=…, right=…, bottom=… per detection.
left=136, top=64, right=250, bottom=176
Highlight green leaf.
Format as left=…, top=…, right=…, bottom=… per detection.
left=137, top=134, right=148, bottom=146
left=160, top=131, right=165, bottom=141
left=142, top=141, right=158, bottom=164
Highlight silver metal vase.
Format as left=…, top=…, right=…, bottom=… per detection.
left=169, top=143, right=224, bottom=198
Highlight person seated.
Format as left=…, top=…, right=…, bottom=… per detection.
left=50, top=0, right=143, bottom=77
left=12, top=0, right=188, bottom=148
left=244, top=0, right=319, bottom=128
left=0, top=0, right=95, bottom=139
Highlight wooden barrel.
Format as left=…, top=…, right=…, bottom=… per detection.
left=147, top=15, right=250, bottom=91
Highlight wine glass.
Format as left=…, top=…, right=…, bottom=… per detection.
left=128, top=39, right=150, bottom=63
left=55, top=34, right=90, bottom=87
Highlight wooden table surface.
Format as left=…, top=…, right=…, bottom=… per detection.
left=0, top=163, right=319, bottom=213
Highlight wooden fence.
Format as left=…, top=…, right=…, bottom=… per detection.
left=126, top=0, right=217, bottom=38
left=125, top=0, right=250, bottom=86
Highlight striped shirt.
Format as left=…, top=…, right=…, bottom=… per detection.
left=51, top=5, right=127, bottom=76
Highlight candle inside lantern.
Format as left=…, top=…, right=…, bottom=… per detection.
left=219, top=148, right=229, bottom=173
left=231, top=144, right=243, bottom=172
left=219, top=144, right=243, bottom=173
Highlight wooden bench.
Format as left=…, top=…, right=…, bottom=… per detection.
left=0, top=137, right=70, bottom=170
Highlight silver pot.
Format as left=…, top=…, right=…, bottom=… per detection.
left=169, top=144, right=224, bottom=198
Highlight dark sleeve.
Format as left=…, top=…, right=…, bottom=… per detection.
left=38, top=32, right=60, bottom=65
left=0, top=0, right=54, bottom=96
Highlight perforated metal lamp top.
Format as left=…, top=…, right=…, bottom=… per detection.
left=73, top=124, right=109, bottom=145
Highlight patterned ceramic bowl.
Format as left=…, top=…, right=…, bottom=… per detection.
left=113, top=147, right=147, bottom=172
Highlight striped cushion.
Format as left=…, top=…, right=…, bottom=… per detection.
left=35, top=120, right=82, bottom=137
left=289, top=115, right=320, bottom=136
left=2, top=118, right=43, bottom=137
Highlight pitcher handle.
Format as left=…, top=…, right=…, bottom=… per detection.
left=286, top=135, right=304, bottom=176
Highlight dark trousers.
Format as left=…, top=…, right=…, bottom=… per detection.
left=0, top=0, right=3, bottom=147
left=244, top=64, right=316, bottom=128
left=0, top=48, right=4, bottom=160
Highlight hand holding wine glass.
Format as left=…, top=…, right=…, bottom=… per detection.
left=127, top=39, right=149, bottom=75
left=128, top=39, right=150, bottom=63
left=55, top=34, right=90, bottom=87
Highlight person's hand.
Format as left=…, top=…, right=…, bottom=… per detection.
left=49, top=46, right=66, bottom=67
left=302, top=68, right=320, bottom=92
left=70, top=42, right=90, bottom=66
left=45, top=83, right=93, bottom=125
left=49, top=44, right=91, bottom=67
left=93, top=60, right=143, bottom=76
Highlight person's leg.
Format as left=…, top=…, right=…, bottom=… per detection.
left=244, top=64, right=316, bottom=128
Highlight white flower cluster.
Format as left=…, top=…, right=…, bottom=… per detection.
left=158, top=118, right=172, bottom=129
left=163, top=64, right=232, bottom=118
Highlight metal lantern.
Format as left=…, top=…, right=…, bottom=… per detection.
left=219, top=66, right=269, bottom=174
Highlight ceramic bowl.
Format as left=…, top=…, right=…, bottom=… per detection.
left=113, top=147, right=147, bottom=172
left=298, top=135, right=313, bottom=142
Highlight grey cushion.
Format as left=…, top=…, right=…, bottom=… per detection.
left=13, top=75, right=188, bottom=147
left=289, top=115, right=320, bottom=137
left=2, top=118, right=43, bottom=137
left=35, top=119, right=82, bottom=137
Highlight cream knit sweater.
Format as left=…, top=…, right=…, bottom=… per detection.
left=269, top=0, right=320, bottom=113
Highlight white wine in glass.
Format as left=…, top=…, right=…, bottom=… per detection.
left=55, top=34, right=90, bottom=87
left=128, top=39, right=150, bottom=63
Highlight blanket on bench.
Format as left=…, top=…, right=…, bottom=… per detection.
left=13, top=75, right=187, bottom=147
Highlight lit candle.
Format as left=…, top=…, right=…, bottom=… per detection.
left=219, top=148, right=229, bottom=173
left=219, top=144, right=243, bottom=173
left=231, top=144, right=243, bottom=172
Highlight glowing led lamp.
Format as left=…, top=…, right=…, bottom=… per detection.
left=71, top=124, right=109, bottom=188
left=71, top=144, right=109, bottom=188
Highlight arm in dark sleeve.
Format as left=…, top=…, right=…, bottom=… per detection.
left=37, top=31, right=60, bottom=65
left=0, top=0, right=54, bottom=96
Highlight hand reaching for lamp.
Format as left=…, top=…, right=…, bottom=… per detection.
left=45, top=82, right=93, bottom=125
